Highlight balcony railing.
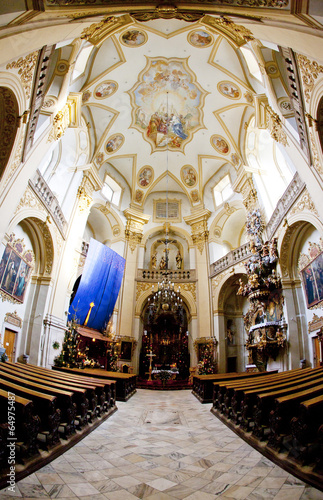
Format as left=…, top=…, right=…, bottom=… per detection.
left=210, top=242, right=251, bottom=277
left=266, top=172, right=305, bottom=240
left=136, top=269, right=196, bottom=282
left=29, top=170, right=67, bottom=236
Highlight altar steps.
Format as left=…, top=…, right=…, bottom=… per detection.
left=137, top=377, right=191, bottom=390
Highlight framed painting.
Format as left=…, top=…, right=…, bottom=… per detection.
left=0, top=235, right=34, bottom=304
left=301, top=251, right=323, bottom=308
left=119, top=338, right=136, bottom=361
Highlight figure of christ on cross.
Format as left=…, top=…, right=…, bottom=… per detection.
left=146, top=349, right=156, bottom=381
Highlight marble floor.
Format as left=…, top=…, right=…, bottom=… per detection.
left=1, top=389, right=323, bottom=500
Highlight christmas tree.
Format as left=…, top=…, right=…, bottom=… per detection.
left=54, top=321, right=79, bottom=368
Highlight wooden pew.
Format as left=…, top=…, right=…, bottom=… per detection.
left=0, top=379, right=61, bottom=447
left=16, top=362, right=117, bottom=410
left=193, top=370, right=279, bottom=404
left=290, top=394, right=323, bottom=465
left=268, top=383, right=323, bottom=451
left=0, top=363, right=90, bottom=428
left=53, top=366, right=136, bottom=402
left=234, top=368, right=323, bottom=429
left=0, top=388, right=40, bottom=462
left=0, top=370, right=76, bottom=438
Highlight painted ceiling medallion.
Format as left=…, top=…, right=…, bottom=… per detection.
left=120, top=29, right=147, bottom=47
left=94, top=81, right=118, bottom=99
left=105, top=134, right=124, bottom=154
left=188, top=30, right=213, bottom=48
left=217, top=81, right=241, bottom=99
left=211, top=134, right=230, bottom=154
left=128, top=57, right=208, bottom=152
left=138, top=166, right=154, bottom=188
left=181, top=165, right=197, bottom=187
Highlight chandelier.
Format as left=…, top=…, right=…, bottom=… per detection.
left=147, top=91, right=184, bottom=327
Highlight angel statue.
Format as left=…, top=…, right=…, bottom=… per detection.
left=176, top=250, right=182, bottom=269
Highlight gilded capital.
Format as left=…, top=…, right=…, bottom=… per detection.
left=184, top=208, right=211, bottom=254
left=80, top=14, right=133, bottom=46
left=124, top=208, right=150, bottom=253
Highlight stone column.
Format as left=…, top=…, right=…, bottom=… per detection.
left=282, top=278, right=306, bottom=369
left=184, top=208, right=212, bottom=338
left=118, top=208, right=150, bottom=337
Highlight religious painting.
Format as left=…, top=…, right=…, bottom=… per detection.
left=128, top=57, right=208, bottom=152
left=120, top=29, right=147, bottom=47
left=82, top=90, right=91, bottom=103
left=105, top=134, right=124, bottom=154
left=191, top=190, right=199, bottom=203
left=138, top=166, right=153, bottom=188
left=188, top=30, right=213, bottom=48
left=0, top=235, right=34, bottom=304
left=211, top=135, right=230, bottom=155
left=120, top=341, right=132, bottom=361
left=94, top=81, right=117, bottom=99
left=181, top=165, right=197, bottom=187
left=231, top=153, right=240, bottom=166
left=135, top=189, right=143, bottom=203
left=217, top=81, right=241, bottom=100
left=301, top=251, right=323, bottom=308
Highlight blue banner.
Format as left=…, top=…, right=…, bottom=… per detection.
left=68, top=239, right=125, bottom=331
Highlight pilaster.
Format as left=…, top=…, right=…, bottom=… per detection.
left=119, top=208, right=150, bottom=337
left=184, top=208, right=212, bottom=338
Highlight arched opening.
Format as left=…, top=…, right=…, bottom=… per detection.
left=139, top=298, right=190, bottom=380
left=0, top=87, right=19, bottom=179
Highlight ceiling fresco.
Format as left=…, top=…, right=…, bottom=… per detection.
left=128, top=57, right=208, bottom=152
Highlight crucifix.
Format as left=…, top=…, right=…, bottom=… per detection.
left=146, top=349, right=156, bottom=382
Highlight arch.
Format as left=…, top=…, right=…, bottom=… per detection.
left=135, top=287, right=197, bottom=318
left=0, top=86, right=19, bottom=180
left=8, top=212, right=56, bottom=277
left=141, top=224, right=193, bottom=247
left=278, top=213, right=323, bottom=280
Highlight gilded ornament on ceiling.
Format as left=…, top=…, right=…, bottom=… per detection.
left=244, top=91, right=254, bottom=104
left=211, top=135, right=230, bottom=155
left=105, top=134, right=124, bottom=154
left=191, top=190, right=199, bottom=203
left=217, top=81, right=241, bottom=100
left=138, top=166, right=154, bottom=188
left=297, top=54, right=323, bottom=103
left=82, top=90, right=92, bottom=103
left=128, top=57, right=208, bottom=152
left=94, top=81, right=118, bottom=99
left=6, top=51, right=39, bottom=100
left=181, top=165, right=197, bottom=188
left=231, top=153, right=240, bottom=166
left=134, top=189, right=144, bottom=204
left=120, top=29, right=147, bottom=47
left=187, top=30, right=213, bottom=48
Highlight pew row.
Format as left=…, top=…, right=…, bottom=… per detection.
left=0, top=362, right=117, bottom=490
left=192, top=370, right=279, bottom=403
left=210, top=367, right=323, bottom=492
left=52, top=365, right=137, bottom=401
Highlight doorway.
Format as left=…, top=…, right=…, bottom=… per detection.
left=3, top=328, right=16, bottom=362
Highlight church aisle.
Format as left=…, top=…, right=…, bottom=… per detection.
left=1, top=389, right=323, bottom=500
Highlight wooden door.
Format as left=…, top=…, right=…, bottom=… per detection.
left=312, top=336, right=322, bottom=367
left=3, top=328, right=16, bottom=362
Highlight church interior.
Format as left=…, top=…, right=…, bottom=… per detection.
left=1, top=0, right=323, bottom=498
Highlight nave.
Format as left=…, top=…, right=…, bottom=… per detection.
left=1, top=389, right=323, bottom=500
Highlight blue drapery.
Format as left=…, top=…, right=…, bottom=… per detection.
left=68, top=238, right=125, bottom=331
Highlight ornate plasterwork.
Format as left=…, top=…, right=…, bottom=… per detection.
left=124, top=208, right=150, bottom=253
left=265, top=106, right=288, bottom=146
left=0, top=88, right=19, bottom=179
left=77, top=187, right=92, bottom=213
left=132, top=6, right=203, bottom=22
left=184, top=209, right=211, bottom=254
left=48, top=105, right=71, bottom=142
left=280, top=221, right=303, bottom=278
left=30, top=218, right=54, bottom=276
left=181, top=282, right=196, bottom=301
left=289, top=189, right=318, bottom=217
left=203, top=15, right=254, bottom=45
left=309, top=131, right=323, bottom=178
left=125, top=229, right=143, bottom=253
left=297, top=54, right=323, bottom=103
left=233, top=172, right=258, bottom=211
left=14, top=185, right=45, bottom=216
left=128, top=57, right=208, bottom=153
left=6, top=52, right=39, bottom=100
left=3, top=135, right=24, bottom=190
left=136, top=282, right=152, bottom=300
left=80, top=14, right=132, bottom=45
left=4, top=311, right=22, bottom=328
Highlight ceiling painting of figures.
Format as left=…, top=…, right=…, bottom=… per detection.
left=128, top=57, right=208, bottom=152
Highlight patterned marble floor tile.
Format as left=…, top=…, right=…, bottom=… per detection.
left=272, top=486, right=305, bottom=500
left=42, top=483, right=77, bottom=498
